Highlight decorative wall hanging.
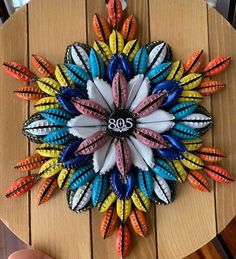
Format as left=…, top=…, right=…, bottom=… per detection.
left=3, top=0, right=234, bottom=257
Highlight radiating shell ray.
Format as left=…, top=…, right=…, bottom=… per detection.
left=57, top=168, right=74, bottom=189
left=184, top=50, right=204, bottom=74
left=122, top=39, right=139, bottom=61
left=93, top=13, right=111, bottom=42
left=40, top=108, right=72, bottom=126
left=93, top=40, right=112, bottom=65
left=204, top=165, right=234, bottom=183
left=89, top=49, right=105, bottom=79
left=129, top=208, right=148, bottom=237
left=183, top=138, right=203, bottom=151
left=121, top=15, right=137, bottom=42
left=32, top=54, right=55, bottom=77
left=181, top=152, right=204, bottom=170
left=65, top=64, right=90, bottom=86
left=109, top=30, right=124, bottom=54
left=131, top=188, right=150, bottom=212
left=147, top=42, right=167, bottom=71
left=169, top=102, right=197, bottom=120
left=38, top=158, right=62, bottom=178
left=71, top=182, right=92, bottom=211
left=116, top=199, right=132, bottom=222
left=37, top=176, right=58, bottom=205
left=168, top=160, right=187, bottom=182
left=137, top=170, right=153, bottom=198
left=153, top=175, right=171, bottom=204
left=112, top=71, right=128, bottom=109
left=108, top=0, right=123, bottom=29
left=196, top=80, right=225, bottom=95
left=115, top=223, right=131, bottom=258
left=196, top=146, right=225, bottom=163
left=36, top=143, right=64, bottom=158
left=34, top=96, right=60, bottom=112
left=166, top=60, right=184, bottom=81
left=92, top=174, right=109, bottom=206
left=14, top=86, right=45, bottom=100
left=180, top=73, right=203, bottom=90
left=37, top=77, right=61, bottom=96
left=181, top=113, right=212, bottom=129
left=178, top=90, right=203, bottom=103
left=98, top=190, right=117, bottom=212
left=152, top=159, right=177, bottom=181
left=115, top=139, right=131, bottom=176
left=187, top=170, right=210, bottom=192
left=67, top=189, right=92, bottom=212
left=202, top=56, right=231, bottom=77
left=55, top=65, right=73, bottom=87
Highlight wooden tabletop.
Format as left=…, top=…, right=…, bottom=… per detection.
left=0, top=0, right=236, bottom=258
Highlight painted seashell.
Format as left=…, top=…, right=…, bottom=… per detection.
left=57, top=168, right=74, bottom=189
left=93, top=40, right=112, bottom=65
left=180, top=113, right=212, bottom=129
left=115, top=139, right=131, bottom=175
left=35, top=96, right=60, bottom=112
left=100, top=204, right=119, bottom=239
left=14, top=86, right=45, bottom=100
left=158, top=148, right=182, bottom=161
left=108, top=0, right=123, bottom=29
left=196, top=80, right=225, bottom=95
left=152, top=159, right=177, bottom=181
left=137, top=169, right=153, bottom=198
left=184, top=50, right=204, bottom=74
left=55, top=65, right=73, bottom=87
left=116, top=199, right=132, bottom=222
left=65, top=64, right=90, bottom=87
left=169, top=102, right=197, bottom=120
left=32, top=54, right=55, bottom=77
left=89, top=49, right=105, bottom=78
left=131, top=188, right=150, bottom=212
left=5, top=175, right=39, bottom=198
left=187, top=170, right=210, bottom=192
left=129, top=208, right=148, bottom=237
left=181, top=152, right=204, bottom=170
left=36, top=143, right=64, bottom=158
left=153, top=175, right=171, bottom=204
left=119, top=53, right=132, bottom=81
left=3, top=61, right=37, bottom=82
left=109, top=30, right=124, bottom=54
left=204, top=165, right=234, bottom=183
left=107, top=54, right=119, bottom=82
left=92, top=174, right=109, bottom=206
left=168, top=160, right=187, bottom=182
left=115, top=223, right=131, bottom=257
left=37, top=77, right=61, bottom=96
left=121, top=15, right=137, bottom=42
left=37, top=175, right=58, bottom=205
left=170, top=123, right=199, bottom=140
left=166, top=60, right=184, bottom=81
left=161, top=134, right=186, bottom=153
left=40, top=108, right=72, bottom=126
left=146, top=41, right=172, bottom=63
left=178, top=90, right=203, bottom=103
left=194, top=105, right=213, bottom=135
left=38, top=158, right=62, bottom=178
left=98, top=190, right=117, bottom=212
left=146, top=62, right=172, bottom=84
left=110, top=168, right=135, bottom=199
left=196, top=146, right=225, bottom=162
left=43, top=127, right=74, bottom=145
left=122, top=39, right=139, bottom=61
left=93, top=13, right=111, bottom=42
left=180, top=73, right=203, bottom=90
left=112, top=71, right=128, bottom=109
left=202, top=56, right=231, bottom=77
left=67, top=188, right=92, bottom=212
left=147, top=42, right=167, bottom=71
left=133, top=46, right=148, bottom=75
left=182, top=138, right=203, bottom=151
left=15, top=153, right=47, bottom=172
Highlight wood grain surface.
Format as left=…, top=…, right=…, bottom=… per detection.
left=0, top=1, right=235, bottom=259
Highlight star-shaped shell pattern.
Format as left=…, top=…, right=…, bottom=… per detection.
left=3, top=0, right=234, bottom=257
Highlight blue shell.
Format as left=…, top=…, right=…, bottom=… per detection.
left=151, top=159, right=177, bottom=181
left=119, top=53, right=132, bottom=81
left=133, top=47, right=148, bottom=75
left=137, top=169, right=153, bottom=198
left=43, top=127, right=73, bottom=145
left=89, top=49, right=105, bottom=78
left=146, top=62, right=172, bottom=85
left=92, top=174, right=109, bottom=206
left=152, top=80, right=182, bottom=107
left=65, top=64, right=90, bottom=87
left=170, top=123, right=199, bottom=140
left=107, top=54, right=119, bottom=83
left=40, top=108, right=72, bottom=126
left=110, top=168, right=135, bottom=199
left=162, top=134, right=186, bottom=152
left=158, top=148, right=183, bottom=160
left=69, top=164, right=95, bottom=190
left=169, top=102, right=197, bottom=119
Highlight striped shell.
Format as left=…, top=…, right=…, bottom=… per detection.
left=15, top=153, right=47, bottom=172
left=121, top=15, right=137, bottom=42
left=129, top=208, right=148, bottom=237
left=184, top=50, right=204, bottom=74
left=32, top=54, right=55, bottom=77
left=115, top=223, right=131, bottom=257
left=37, top=176, right=58, bottom=205
left=202, top=56, right=231, bottom=77
left=204, top=165, right=233, bottom=183
left=93, top=14, right=111, bottom=42
left=187, top=170, right=210, bottom=192
left=14, top=86, right=45, bottom=100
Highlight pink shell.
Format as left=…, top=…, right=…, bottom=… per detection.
left=134, top=128, right=170, bottom=149
left=115, top=139, right=132, bottom=175
left=76, top=131, right=111, bottom=155
left=132, top=93, right=166, bottom=118
left=73, top=99, right=109, bottom=120
left=112, top=72, right=128, bottom=109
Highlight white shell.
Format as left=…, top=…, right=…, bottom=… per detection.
left=24, top=119, right=57, bottom=135
left=72, top=183, right=92, bottom=210
left=126, top=74, right=144, bottom=108
left=71, top=44, right=90, bottom=71
left=148, top=42, right=167, bottom=69
left=153, top=175, right=171, bottom=204
left=181, top=113, right=212, bottom=129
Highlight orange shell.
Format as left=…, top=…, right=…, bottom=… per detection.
left=202, top=56, right=231, bottom=77
left=107, top=0, right=123, bottom=29
left=187, top=170, right=210, bottom=192
left=129, top=208, right=148, bottom=237
left=204, top=165, right=234, bottom=184
left=196, top=80, right=225, bottom=95
left=196, top=146, right=225, bottom=163
left=184, top=50, right=204, bottom=73
left=15, top=153, right=48, bottom=172
left=100, top=204, right=119, bottom=239
left=121, top=15, right=137, bottom=42
left=93, top=13, right=111, bottom=42
left=115, top=223, right=131, bottom=258
left=14, top=86, right=45, bottom=100
left=37, top=176, right=58, bottom=205
left=32, top=54, right=55, bottom=77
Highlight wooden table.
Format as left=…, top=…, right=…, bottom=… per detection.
left=0, top=0, right=236, bottom=258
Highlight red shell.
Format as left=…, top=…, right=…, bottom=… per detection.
left=14, top=86, right=45, bottom=100
left=196, top=146, right=225, bottom=163
left=107, top=0, right=123, bottom=29
left=5, top=175, right=39, bottom=198
left=37, top=176, right=58, bottom=205
left=15, top=153, right=48, bottom=172
left=187, top=170, right=210, bottom=192
left=204, top=165, right=234, bottom=183
left=32, top=54, right=55, bottom=77
left=196, top=80, right=225, bottom=95
left=184, top=50, right=204, bottom=73
left=115, top=139, right=132, bottom=175
left=202, top=56, right=231, bottom=77
left=3, top=61, right=37, bottom=82
left=112, top=71, right=128, bottom=109
left=93, top=13, right=111, bottom=42
left=115, top=223, right=131, bottom=258
left=129, top=208, right=148, bottom=237
left=121, top=15, right=137, bottom=42
left=100, top=205, right=119, bottom=239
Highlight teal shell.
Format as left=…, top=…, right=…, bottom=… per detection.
left=170, top=123, right=199, bottom=140
left=89, top=49, right=105, bottom=78
left=151, top=159, right=177, bottom=181
left=40, top=108, right=72, bottom=126
left=133, top=47, right=148, bottom=75
left=169, top=102, right=197, bottom=120
left=92, top=174, right=109, bottom=206
left=65, top=64, right=90, bottom=87
left=146, top=62, right=172, bottom=84
left=137, top=169, right=154, bottom=198
left=43, top=127, right=73, bottom=145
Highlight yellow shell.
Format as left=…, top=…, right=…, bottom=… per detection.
left=166, top=61, right=184, bottom=81
left=109, top=30, right=124, bottom=54
left=55, top=65, right=73, bottom=87
left=168, top=160, right=187, bottom=182
left=116, top=198, right=132, bottom=222
left=180, top=73, right=203, bottom=90
left=182, top=138, right=203, bottom=151
left=181, top=152, right=204, bottom=170
left=98, top=191, right=117, bottom=212
left=37, top=77, right=60, bottom=96
left=93, top=40, right=112, bottom=65
left=178, top=90, right=203, bottom=103
left=38, top=158, right=62, bottom=178
left=57, top=168, right=74, bottom=189
left=131, top=188, right=150, bottom=212
left=34, top=96, right=60, bottom=111
left=36, top=143, right=64, bottom=158
left=122, top=39, right=139, bottom=61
